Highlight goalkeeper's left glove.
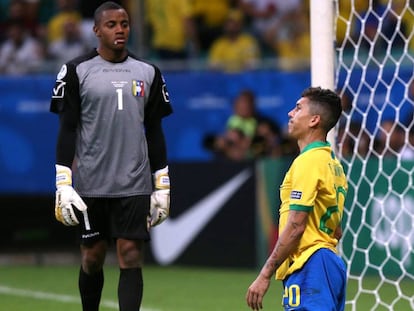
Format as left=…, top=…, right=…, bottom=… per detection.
left=149, top=166, right=170, bottom=227
left=55, top=164, right=88, bottom=226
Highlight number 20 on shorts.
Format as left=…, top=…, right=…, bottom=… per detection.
left=283, top=284, right=301, bottom=307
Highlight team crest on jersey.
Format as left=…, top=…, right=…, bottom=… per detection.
left=290, top=190, right=302, bottom=200
left=132, top=80, right=144, bottom=97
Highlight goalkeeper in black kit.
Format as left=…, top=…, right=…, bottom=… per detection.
left=49, top=2, right=173, bottom=310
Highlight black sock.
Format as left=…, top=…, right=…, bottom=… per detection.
left=78, top=267, right=104, bottom=311
left=118, top=267, right=143, bottom=311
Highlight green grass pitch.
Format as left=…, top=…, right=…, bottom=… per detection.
left=0, top=264, right=412, bottom=310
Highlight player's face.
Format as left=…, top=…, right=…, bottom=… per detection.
left=94, top=8, right=130, bottom=51
left=287, top=97, right=317, bottom=139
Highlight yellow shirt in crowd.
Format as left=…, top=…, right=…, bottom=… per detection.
left=145, top=0, right=194, bottom=52
left=208, top=33, right=260, bottom=73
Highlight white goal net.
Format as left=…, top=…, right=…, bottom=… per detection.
left=333, top=0, right=414, bottom=310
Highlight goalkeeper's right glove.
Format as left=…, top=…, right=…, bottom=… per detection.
left=55, top=164, right=87, bottom=226
left=149, top=166, right=170, bottom=227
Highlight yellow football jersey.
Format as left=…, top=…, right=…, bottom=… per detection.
left=208, top=33, right=260, bottom=73
left=276, top=141, right=348, bottom=280
left=145, top=0, right=194, bottom=51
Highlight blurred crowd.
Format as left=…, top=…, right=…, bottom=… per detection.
left=0, top=0, right=125, bottom=74
left=1, top=0, right=413, bottom=75
left=202, top=89, right=299, bottom=162
left=337, top=78, right=414, bottom=161
left=202, top=82, right=414, bottom=162
left=1, top=0, right=413, bottom=161
left=0, top=0, right=312, bottom=75
left=336, top=0, right=414, bottom=56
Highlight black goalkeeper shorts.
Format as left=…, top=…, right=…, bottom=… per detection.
left=77, top=195, right=151, bottom=245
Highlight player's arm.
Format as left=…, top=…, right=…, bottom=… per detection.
left=51, top=63, right=80, bottom=167
left=146, top=119, right=167, bottom=172
left=145, top=119, right=170, bottom=227
left=145, top=66, right=173, bottom=227
left=334, top=224, right=343, bottom=240
left=246, top=210, right=308, bottom=310
left=263, top=210, right=308, bottom=277
left=50, top=63, right=86, bottom=226
left=56, top=108, right=77, bottom=167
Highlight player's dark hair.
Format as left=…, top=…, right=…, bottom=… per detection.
left=94, top=1, right=124, bottom=25
left=302, top=86, right=342, bottom=132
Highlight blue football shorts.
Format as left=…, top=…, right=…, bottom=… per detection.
left=281, top=248, right=347, bottom=311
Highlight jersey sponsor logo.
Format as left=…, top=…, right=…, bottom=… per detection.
left=111, top=81, right=128, bottom=88
left=132, top=80, right=144, bottom=96
left=290, top=190, right=302, bottom=200
left=81, top=231, right=100, bottom=239
left=52, top=80, right=66, bottom=98
left=151, top=169, right=251, bottom=265
left=103, top=68, right=131, bottom=73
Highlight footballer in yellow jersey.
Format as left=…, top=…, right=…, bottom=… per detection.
left=276, top=141, right=347, bottom=280
left=247, top=87, right=348, bottom=311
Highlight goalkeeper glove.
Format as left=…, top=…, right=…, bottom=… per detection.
left=55, top=164, right=88, bottom=226
left=149, top=166, right=170, bottom=227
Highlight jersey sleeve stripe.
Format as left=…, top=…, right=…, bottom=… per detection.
left=289, top=204, right=313, bottom=212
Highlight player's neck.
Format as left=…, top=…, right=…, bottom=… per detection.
left=297, top=131, right=326, bottom=151
left=96, top=47, right=128, bottom=63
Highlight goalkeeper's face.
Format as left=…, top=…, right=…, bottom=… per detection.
left=94, top=8, right=130, bottom=51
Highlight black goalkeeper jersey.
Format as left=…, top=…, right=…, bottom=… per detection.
left=50, top=49, right=173, bottom=197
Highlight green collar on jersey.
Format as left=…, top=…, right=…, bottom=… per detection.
left=300, top=141, right=330, bottom=154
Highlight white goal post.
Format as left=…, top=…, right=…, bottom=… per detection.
left=311, top=0, right=414, bottom=310
left=310, top=0, right=336, bottom=148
